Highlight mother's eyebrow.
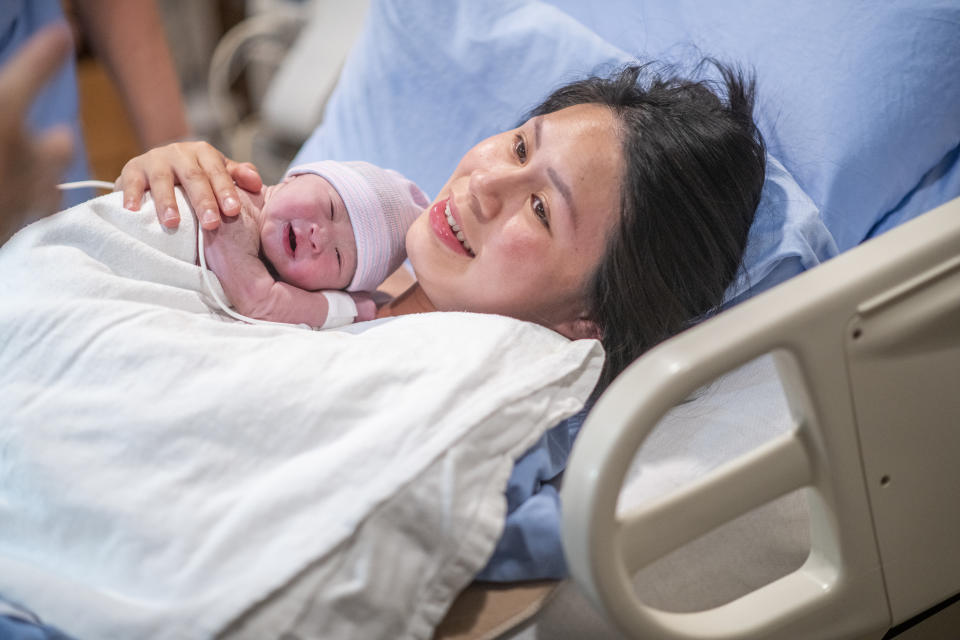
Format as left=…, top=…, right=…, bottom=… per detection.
left=534, top=117, right=579, bottom=229
left=548, top=167, right=577, bottom=230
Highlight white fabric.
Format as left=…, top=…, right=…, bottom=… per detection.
left=0, top=191, right=604, bottom=640
left=617, top=354, right=795, bottom=512
left=319, top=290, right=357, bottom=328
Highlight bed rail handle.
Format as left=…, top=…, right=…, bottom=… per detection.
left=618, top=432, right=811, bottom=573
left=563, top=197, right=960, bottom=639
left=562, top=314, right=850, bottom=640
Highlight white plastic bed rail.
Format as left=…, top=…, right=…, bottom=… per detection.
left=562, top=196, right=960, bottom=639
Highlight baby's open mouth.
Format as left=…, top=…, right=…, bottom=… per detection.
left=288, top=224, right=297, bottom=254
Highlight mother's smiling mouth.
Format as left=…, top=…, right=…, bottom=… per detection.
left=443, top=201, right=474, bottom=255
left=429, top=197, right=473, bottom=258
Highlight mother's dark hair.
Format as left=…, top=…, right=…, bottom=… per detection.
left=528, top=61, right=766, bottom=391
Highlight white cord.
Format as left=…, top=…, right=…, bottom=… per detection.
left=56, top=180, right=116, bottom=191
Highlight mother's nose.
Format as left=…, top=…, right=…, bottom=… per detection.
left=468, top=167, right=518, bottom=220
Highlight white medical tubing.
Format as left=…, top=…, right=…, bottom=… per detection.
left=56, top=180, right=116, bottom=191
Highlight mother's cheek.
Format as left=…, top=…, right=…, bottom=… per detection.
left=488, top=223, right=544, bottom=265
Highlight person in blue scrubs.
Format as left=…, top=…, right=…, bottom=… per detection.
left=0, top=22, right=73, bottom=240
left=0, top=0, right=189, bottom=209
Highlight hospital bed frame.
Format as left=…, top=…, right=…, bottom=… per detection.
left=563, top=196, right=960, bottom=639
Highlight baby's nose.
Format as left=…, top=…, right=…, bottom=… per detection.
left=308, top=223, right=328, bottom=253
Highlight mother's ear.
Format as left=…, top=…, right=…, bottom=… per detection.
left=552, top=315, right=602, bottom=341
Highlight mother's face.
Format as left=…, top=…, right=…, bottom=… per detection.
left=406, top=103, right=623, bottom=338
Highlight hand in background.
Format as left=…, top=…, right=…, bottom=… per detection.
left=116, top=141, right=263, bottom=231
left=0, top=24, right=74, bottom=241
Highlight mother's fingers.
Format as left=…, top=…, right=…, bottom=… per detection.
left=144, top=166, right=180, bottom=228
left=175, top=166, right=223, bottom=230
left=117, top=165, right=147, bottom=211
left=115, top=141, right=262, bottom=230
left=197, top=145, right=243, bottom=219
left=0, top=23, right=72, bottom=118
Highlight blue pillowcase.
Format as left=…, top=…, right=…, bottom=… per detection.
left=543, top=0, right=960, bottom=251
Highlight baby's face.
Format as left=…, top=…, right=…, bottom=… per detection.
left=260, top=174, right=357, bottom=290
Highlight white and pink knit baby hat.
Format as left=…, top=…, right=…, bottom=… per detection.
left=286, top=161, right=429, bottom=291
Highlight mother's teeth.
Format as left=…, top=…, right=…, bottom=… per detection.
left=444, top=204, right=460, bottom=231
left=444, top=201, right=472, bottom=254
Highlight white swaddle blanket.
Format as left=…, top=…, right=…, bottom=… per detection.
left=0, top=192, right=603, bottom=639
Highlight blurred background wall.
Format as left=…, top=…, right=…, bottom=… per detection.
left=68, top=0, right=364, bottom=184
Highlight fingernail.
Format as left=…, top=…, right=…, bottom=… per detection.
left=125, top=198, right=138, bottom=210
left=202, top=209, right=218, bottom=225
left=223, top=196, right=239, bottom=212
left=162, top=207, right=178, bottom=223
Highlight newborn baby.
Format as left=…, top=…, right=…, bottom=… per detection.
left=202, top=161, right=427, bottom=329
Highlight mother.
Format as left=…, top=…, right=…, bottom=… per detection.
left=119, top=63, right=766, bottom=390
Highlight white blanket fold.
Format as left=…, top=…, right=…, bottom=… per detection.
left=0, top=192, right=602, bottom=639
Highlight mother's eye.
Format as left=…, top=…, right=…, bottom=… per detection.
left=513, top=135, right=527, bottom=163
left=532, top=195, right=550, bottom=230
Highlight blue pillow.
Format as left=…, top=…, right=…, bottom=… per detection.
left=543, top=0, right=960, bottom=252
left=293, top=0, right=837, bottom=308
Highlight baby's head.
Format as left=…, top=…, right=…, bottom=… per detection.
left=259, top=161, right=428, bottom=292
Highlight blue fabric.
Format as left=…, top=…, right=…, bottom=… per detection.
left=542, top=0, right=960, bottom=252
left=476, top=406, right=589, bottom=581
left=867, top=144, right=960, bottom=241
left=0, top=0, right=92, bottom=207
left=724, top=155, right=838, bottom=306
left=0, top=597, right=76, bottom=640
left=292, top=0, right=842, bottom=581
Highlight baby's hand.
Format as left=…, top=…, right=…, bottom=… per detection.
left=350, top=292, right=377, bottom=322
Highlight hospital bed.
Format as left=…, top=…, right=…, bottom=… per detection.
left=558, top=194, right=960, bottom=640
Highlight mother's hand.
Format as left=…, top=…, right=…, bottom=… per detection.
left=116, top=141, right=263, bottom=230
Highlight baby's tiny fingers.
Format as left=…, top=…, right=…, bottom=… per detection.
left=227, top=160, right=263, bottom=193
left=350, top=292, right=377, bottom=322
